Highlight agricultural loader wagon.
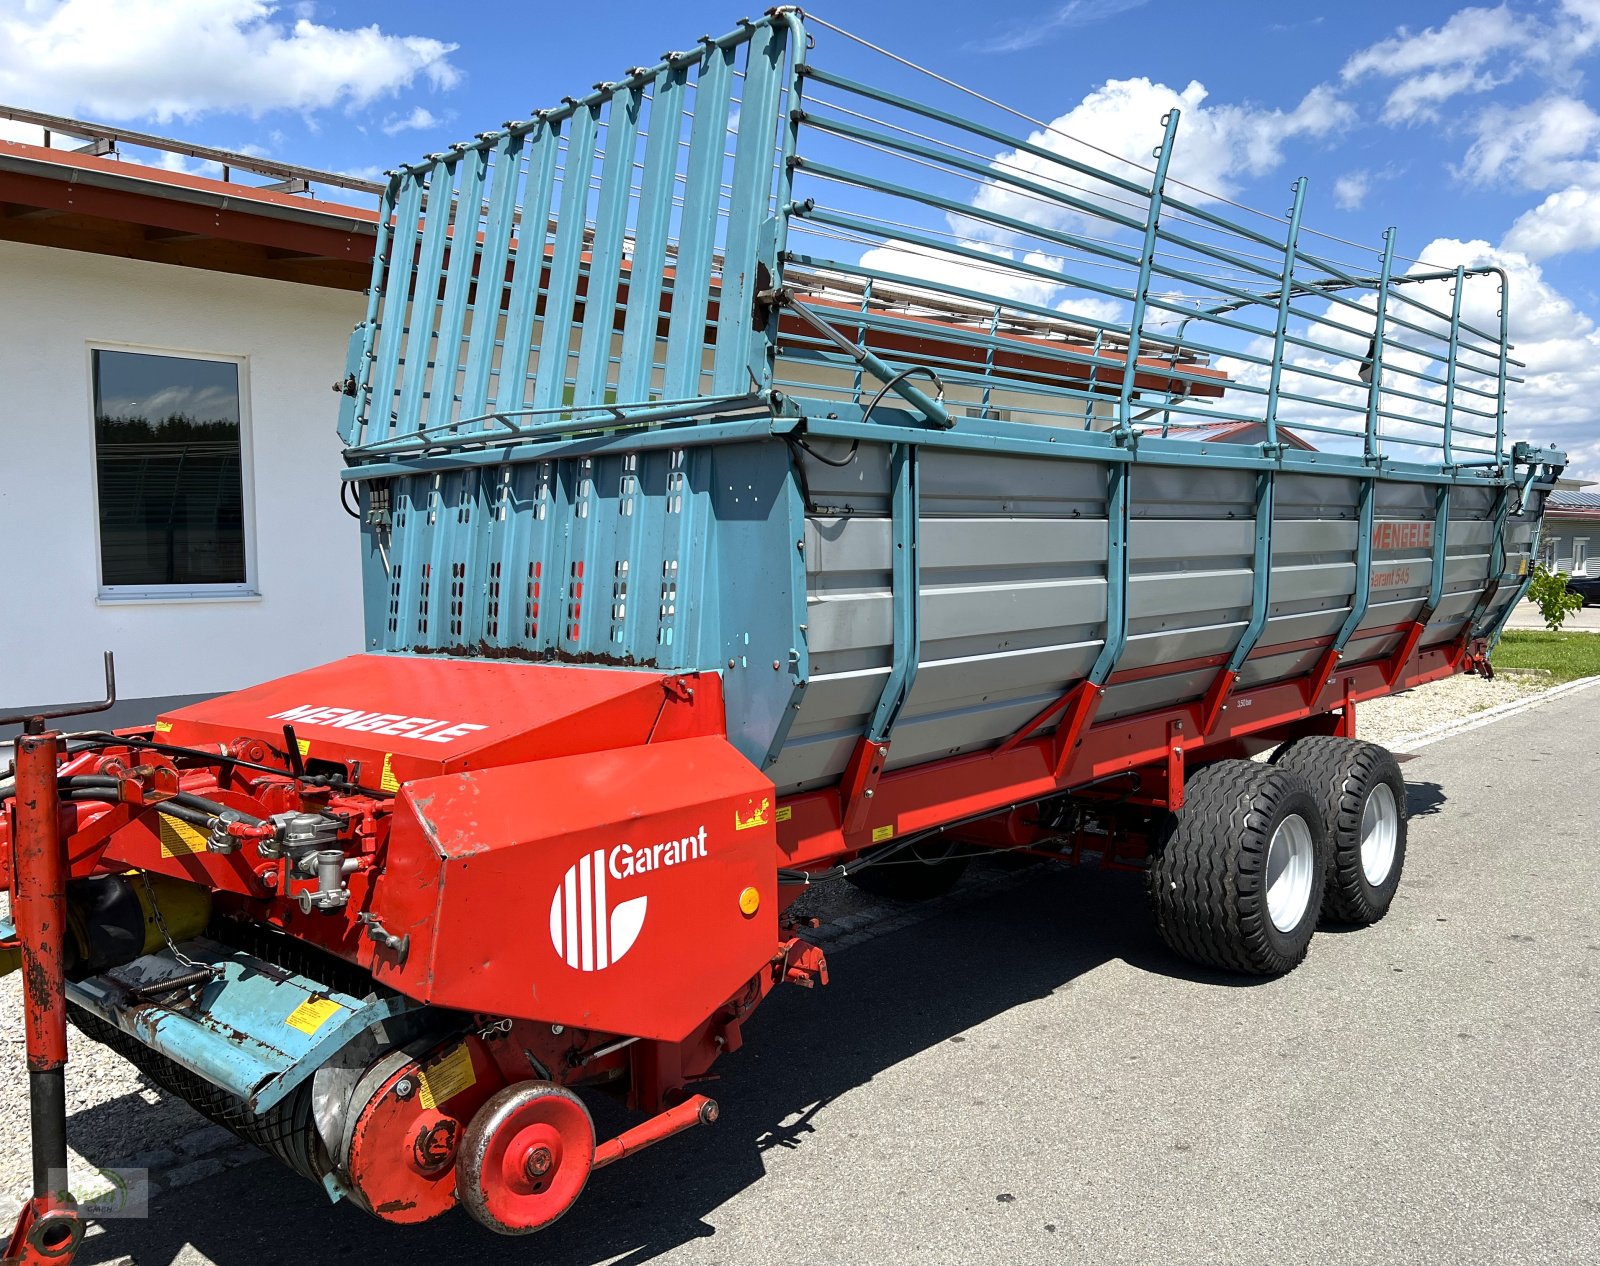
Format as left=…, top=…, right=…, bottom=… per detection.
left=1, top=8, right=1562, bottom=1258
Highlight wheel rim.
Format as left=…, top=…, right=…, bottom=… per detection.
left=460, top=1084, right=594, bottom=1235
left=1265, top=813, right=1315, bottom=933
left=1360, top=782, right=1399, bottom=886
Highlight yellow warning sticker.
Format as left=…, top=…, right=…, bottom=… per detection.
left=296, top=738, right=311, bottom=758
left=380, top=753, right=400, bottom=793
left=159, top=816, right=209, bottom=858
left=871, top=824, right=895, bottom=843
left=734, top=797, right=771, bottom=830
left=775, top=804, right=793, bottom=824
left=417, top=1042, right=476, bottom=1110
left=154, top=720, right=173, bottom=733
left=284, top=996, right=344, bottom=1036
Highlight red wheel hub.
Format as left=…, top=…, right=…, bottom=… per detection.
left=341, top=1040, right=498, bottom=1225
left=458, top=1083, right=595, bottom=1235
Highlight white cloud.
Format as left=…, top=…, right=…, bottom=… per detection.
left=968, top=76, right=1353, bottom=238
left=1333, top=169, right=1371, bottom=209
left=1502, top=185, right=1600, bottom=257
left=1459, top=94, right=1600, bottom=189
left=0, top=1, right=460, bottom=122
left=1342, top=2, right=1600, bottom=122
left=970, top=0, right=1151, bottom=55
left=382, top=106, right=438, bottom=135
left=857, top=238, right=1062, bottom=310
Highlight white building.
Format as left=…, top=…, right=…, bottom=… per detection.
left=0, top=115, right=379, bottom=733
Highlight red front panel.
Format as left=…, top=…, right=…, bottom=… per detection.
left=372, top=736, right=779, bottom=1043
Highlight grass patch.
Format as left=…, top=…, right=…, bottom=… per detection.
left=1492, top=629, right=1600, bottom=682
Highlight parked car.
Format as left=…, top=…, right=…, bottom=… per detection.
left=1565, top=573, right=1600, bottom=606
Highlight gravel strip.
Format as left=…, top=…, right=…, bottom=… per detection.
left=0, top=665, right=1558, bottom=1214
left=1353, top=670, right=1548, bottom=748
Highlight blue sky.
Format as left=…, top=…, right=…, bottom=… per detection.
left=2, top=0, right=1598, bottom=477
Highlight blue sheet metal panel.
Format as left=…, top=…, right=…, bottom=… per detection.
left=66, top=937, right=417, bottom=1112
left=363, top=169, right=426, bottom=445
left=708, top=441, right=808, bottom=768
left=615, top=66, right=688, bottom=404
left=531, top=102, right=601, bottom=414
left=494, top=117, right=563, bottom=417
left=572, top=86, right=643, bottom=408
left=394, top=155, right=457, bottom=444
left=662, top=42, right=736, bottom=401
left=338, top=176, right=398, bottom=446
left=713, top=19, right=788, bottom=397
left=458, top=132, right=525, bottom=425
left=425, top=144, right=488, bottom=436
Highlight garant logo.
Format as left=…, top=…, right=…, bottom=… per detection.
left=548, top=827, right=708, bottom=972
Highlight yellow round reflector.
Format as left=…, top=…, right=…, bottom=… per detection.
left=738, top=886, right=761, bottom=916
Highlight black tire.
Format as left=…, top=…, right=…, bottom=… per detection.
left=1273, top=736, right=1407, bottom=926
left=1148, top=760, right=1329, bottom=976
left=845, top=840, right=969, bottom=900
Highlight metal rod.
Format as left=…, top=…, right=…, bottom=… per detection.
left=1118, top=110, right=1180, bottom=431
left=1364, top=229, right=1398, bottom=459
left=1263, top=179, right=1307, bottom=447
left=12, top=732, right=69, bottom=1201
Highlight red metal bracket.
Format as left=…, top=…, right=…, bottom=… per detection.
left=1198, top=668, right=1238, bottom=737
left=3, top=1194, right=82, bottom=1265
left=1382, top=619, right=1429, bottom=689
left=997, top=685, right=1078, bottom=755
left=1336, top=677, right=1357, bottom=738
left=779, top=937, right=829, bottom=989
left=1051, top=681, right=1106, bottom=780
left=1165, top=718, right=1187, bottom=810
left=838, top=737, right=889, bottom=834
left=1304, top=644, right=1340, bottom=706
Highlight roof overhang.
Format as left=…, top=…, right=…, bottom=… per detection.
left=0, top=140, right=377, bottom=290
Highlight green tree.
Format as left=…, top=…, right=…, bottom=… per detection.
left=1526, top=561, right=1584, bottom=631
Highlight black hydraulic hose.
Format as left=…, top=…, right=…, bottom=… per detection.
left=65, top=733, right=396, bottom=798
left=58, top=775, right=244, bottom=821
left=777, top=832, right=921, bottom=885
left=60, top=788, right=220, bottom=831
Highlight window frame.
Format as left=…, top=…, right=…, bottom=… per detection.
left=87, top=341, right=260, bottom=602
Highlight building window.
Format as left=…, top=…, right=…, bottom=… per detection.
left=92, top=348, right=252, bottom=596
left=1576, top=539, right=1590, bottom=576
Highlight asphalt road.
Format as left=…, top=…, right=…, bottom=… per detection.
left=69, top=684, right=1600, bottom=1266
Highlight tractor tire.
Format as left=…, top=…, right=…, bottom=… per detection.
left=1273, top=736, right=1407, bottom=926
left=846, top=840, right=969, bottom=900
left=1148, top=760, right=1328, bottom=976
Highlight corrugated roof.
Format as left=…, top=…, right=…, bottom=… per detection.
left=1550, top=490, right=1600, bottom=509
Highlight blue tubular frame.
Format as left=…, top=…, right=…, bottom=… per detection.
left=1117, top=109, right=1178, bottom=435
left=869, top=444, right=922, bottom=744
left=1364, top=231, right=1397, bottom=459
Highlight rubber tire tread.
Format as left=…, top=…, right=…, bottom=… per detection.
left=1147, top=759, right=1328, bottom=977
left=1273, top=735, right=1407, bottom=925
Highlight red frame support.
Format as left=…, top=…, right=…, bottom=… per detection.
left=4, top=731, right=83, bottom=1266
left=778, top=640, right=1466, bottom=870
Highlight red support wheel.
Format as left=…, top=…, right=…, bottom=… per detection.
left=456, top=1082, right=595, bottom=1236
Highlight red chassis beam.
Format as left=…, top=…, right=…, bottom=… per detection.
left=774, top=639, right=1468, bottom=872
